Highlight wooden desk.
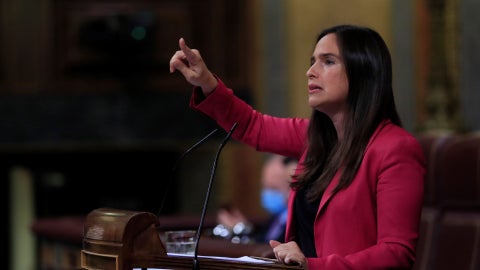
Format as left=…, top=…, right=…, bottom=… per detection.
left=80, top=208, right=302, bottom=270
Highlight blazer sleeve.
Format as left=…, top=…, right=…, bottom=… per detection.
left=190, top=78, right=308, bottom=158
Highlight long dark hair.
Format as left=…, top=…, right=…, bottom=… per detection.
left=292, top=25, right=402, bottom=202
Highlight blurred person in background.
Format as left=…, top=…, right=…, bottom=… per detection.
left=213, top=155, right=298, bottom=244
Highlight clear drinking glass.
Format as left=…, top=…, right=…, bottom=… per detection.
left=165, top=230, right=197, bottom=255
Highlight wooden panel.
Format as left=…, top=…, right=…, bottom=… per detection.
left=53, top=0, right=192, bottom=92
left=50, top=0, right=250, bottom=94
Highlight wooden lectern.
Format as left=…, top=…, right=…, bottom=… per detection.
left=80, top=208, right=302, bottom=270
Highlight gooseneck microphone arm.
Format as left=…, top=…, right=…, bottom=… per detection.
left=157, top=128, right=219, bottom=217
left=192, top=122, right=238, bottom=270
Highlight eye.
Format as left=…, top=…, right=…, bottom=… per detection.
left=324, top=58, right=335, bottom=65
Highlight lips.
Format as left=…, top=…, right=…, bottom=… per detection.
left=308, top=83, right=322, bottom=94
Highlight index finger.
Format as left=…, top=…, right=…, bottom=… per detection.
left=269, top=240, right=281, bottom=248
left=179, top=38, right=198, bottom=65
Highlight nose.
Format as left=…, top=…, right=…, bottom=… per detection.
left=306, top=65, right=316, bottom=79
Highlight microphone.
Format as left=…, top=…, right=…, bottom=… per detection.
left=157, top=128, right=219, bottom=217
left=192, top=122, right=238, bottom=270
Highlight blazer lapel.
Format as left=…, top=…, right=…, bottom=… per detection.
left=316, top=120, right=390, bottom=216
left=317, top=170, right=341, bottom=215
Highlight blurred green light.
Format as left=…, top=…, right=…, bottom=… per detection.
left=131, top=26, right=146, bottom=41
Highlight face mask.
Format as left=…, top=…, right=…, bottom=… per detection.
left=261, top=188, right=287, bottom=215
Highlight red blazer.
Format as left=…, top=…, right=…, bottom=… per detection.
left=191, top=79, right=426, bottom=269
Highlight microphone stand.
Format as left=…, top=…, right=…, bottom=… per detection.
left=192, top=122, right=238, bottom=270
left=157, top=128, right=219, bottom=217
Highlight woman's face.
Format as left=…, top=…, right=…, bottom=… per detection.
left=306, top=33, right=349, bottom=120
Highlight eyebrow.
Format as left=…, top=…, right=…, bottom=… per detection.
left=320, top=53, right=341, bottom=59
left=310, top=53, right=342, bottom=62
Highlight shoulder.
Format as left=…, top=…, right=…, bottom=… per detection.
left=372, top=121, right=420, bottom=147
left=367, top=121, right=425, bottom=161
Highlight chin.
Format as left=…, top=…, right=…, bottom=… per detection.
left=308, top=98, right=322, bottom=109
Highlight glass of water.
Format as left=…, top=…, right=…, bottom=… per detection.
left=165, top=230, right=197, bottom=255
